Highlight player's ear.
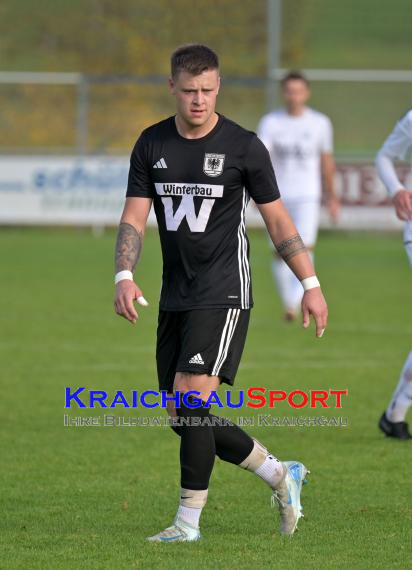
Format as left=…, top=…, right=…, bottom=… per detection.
left=216, top=74, right=221, bottom=95
left=168, top=77, right=175, bottom=94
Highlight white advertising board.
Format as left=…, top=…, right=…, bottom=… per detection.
left=0, top=156, right=409, bottom=230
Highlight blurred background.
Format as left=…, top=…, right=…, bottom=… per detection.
left=0, top=0, right=411, bottom=229
left=1, top=0, right=412, bottom=155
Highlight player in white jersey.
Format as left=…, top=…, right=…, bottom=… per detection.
left=375, top=110, right=412, bottom=440
left=258, top=71, right=340, bottom=320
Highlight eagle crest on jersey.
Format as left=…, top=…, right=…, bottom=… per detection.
left=203, top=153, right=225, bottom=177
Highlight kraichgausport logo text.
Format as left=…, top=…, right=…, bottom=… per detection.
left=64, top=387, right=348, bottom=409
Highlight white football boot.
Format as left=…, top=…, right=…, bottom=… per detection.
left=146, top=517, right=201, bottom=543
left=271, top=460, right=309, bottom=535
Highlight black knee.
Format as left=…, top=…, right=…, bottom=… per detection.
left=176, top=394, right=215, bottom=490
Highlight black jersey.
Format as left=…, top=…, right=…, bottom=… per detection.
left=126, top=114, right=280, bottom=311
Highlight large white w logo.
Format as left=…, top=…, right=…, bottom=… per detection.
left=155, top=182, right=224, bottom=233
left=161, top=196, right=215, bottom=232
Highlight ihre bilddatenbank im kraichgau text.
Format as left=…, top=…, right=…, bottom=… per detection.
left=63, top=387, right=349, bottom=427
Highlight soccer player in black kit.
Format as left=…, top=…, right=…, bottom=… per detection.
left=114, top=44, right=328, bottom=542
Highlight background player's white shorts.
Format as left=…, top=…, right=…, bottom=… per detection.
left=282, top=199, right=321, bottom=248
left=404, top=220, right=412, bottom=267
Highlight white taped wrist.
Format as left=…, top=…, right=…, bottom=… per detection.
left=115, top=270, right=133, bottom=284
left=301, top=276, right=320, bottom=291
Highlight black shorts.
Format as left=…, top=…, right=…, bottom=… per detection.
left=156, top=308, right=250, bottom=392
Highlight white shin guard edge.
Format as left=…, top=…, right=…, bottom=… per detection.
left=180, top=488, right=208, bottom=509
left=239, top=438, right=269, bottom=472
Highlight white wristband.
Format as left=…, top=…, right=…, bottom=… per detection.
left=301, top=276, right=320, bottom=291
left=115, top=270, right=133, bottom=285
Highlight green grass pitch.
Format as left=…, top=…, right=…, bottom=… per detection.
left=0, top=227, right=411, bottom=569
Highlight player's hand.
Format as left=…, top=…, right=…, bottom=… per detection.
left=301, top=287, right=328, bottom=338
left=114, top=280, right=148, bottom=324
left=327, top=196, right=341, bottom=223
left=393, top=189, right=412, bottom=221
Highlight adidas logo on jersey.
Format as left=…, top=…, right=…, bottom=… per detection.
left=189, top=353, right=205, bottom=365
left=153, top=158, right=167, bottom=169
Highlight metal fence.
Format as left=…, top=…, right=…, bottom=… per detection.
left=1, top=69, right=412, bottom=158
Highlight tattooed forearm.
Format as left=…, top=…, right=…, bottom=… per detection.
left=275, top=234, right=307, bottom=262
left=115, top=222, right=143, bottom=272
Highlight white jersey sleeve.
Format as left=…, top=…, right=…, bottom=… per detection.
left=319, top=115, right=333, bottom=154
left=256, top=115, right=274, bottom=154
left=375, top=110, right=412, bottom=196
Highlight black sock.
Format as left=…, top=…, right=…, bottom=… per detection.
left=176, top=396, right=216, bottom=490
left=171, top=411, right=254, bottom=466
left=211, top=415, right=254, bottom=464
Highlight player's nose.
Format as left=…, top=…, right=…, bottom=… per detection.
left=193, top=91, right=204, bottom=105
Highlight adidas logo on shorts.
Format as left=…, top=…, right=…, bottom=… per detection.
left=189, top=353, right=204, bottom=365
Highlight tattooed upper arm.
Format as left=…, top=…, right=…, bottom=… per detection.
left=115, top=222, right=143, bottom=272
left=275, top=234, right=306, bottom=262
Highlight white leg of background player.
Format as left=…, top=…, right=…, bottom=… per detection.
left=272, top=251, right=315, bottom=317
left=385, top=222, right=412, bottom=424
left=375, top=114, right=412, bottom=438
left=386, top=351, right=412, bottom=423
left=271, top=201, right=319, bottom=319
